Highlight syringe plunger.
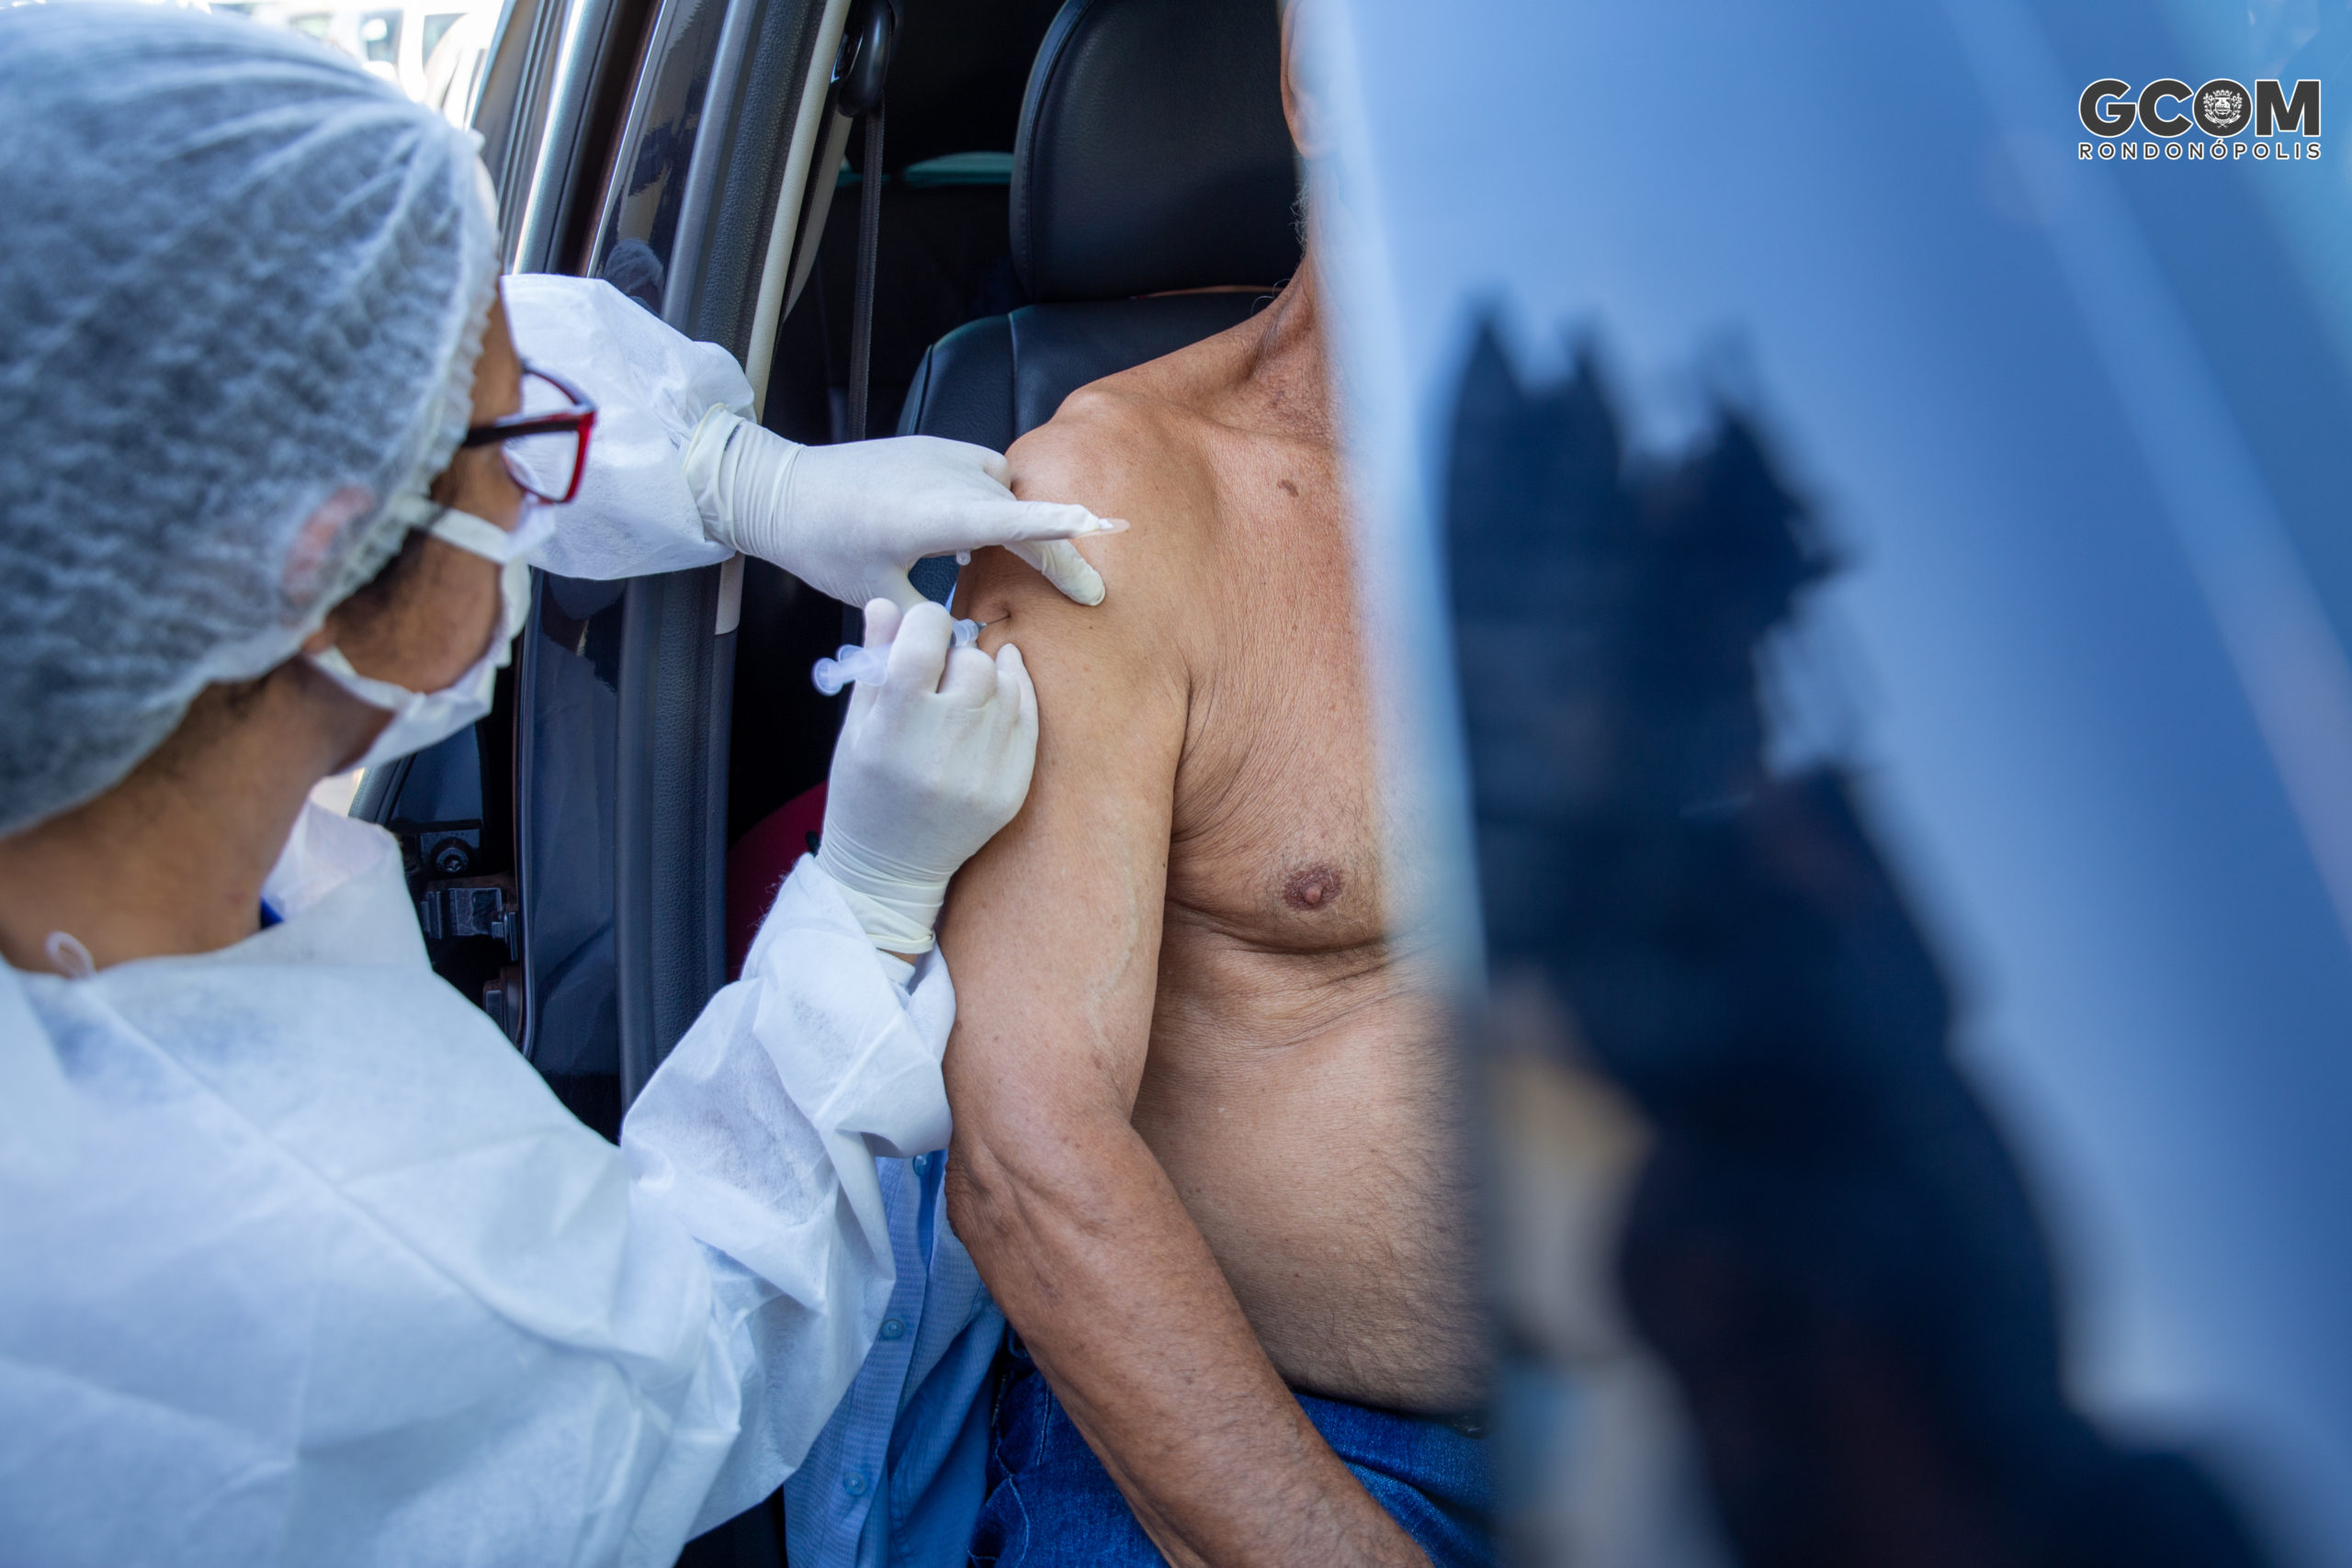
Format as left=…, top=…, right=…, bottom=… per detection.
left=811, top=617, right=984, bottom=694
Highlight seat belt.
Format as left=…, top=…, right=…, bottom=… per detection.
left=845, top=102, right=884, bottom=442
left=834, top=0, right=894, bottom=442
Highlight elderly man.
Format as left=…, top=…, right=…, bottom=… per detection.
left=936, top=8, right=1491, bottom=1566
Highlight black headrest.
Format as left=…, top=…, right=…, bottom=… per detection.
left=1012, top=0, right=1300, bottom=302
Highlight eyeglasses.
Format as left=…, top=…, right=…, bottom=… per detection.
left=461, top=364, right=596, bottom=504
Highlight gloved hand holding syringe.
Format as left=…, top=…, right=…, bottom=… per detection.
left=814, top=599, right=1038, bottom=953
left=813, top=616, right=992, bottom=694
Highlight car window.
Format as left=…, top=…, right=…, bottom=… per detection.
left=358, top=8, right=399, bottom=65
left=587, top=0, right=730, bottom=305
left=420, top=8, right=463, bottom=62
left=1325, top=0, right=2352, bottom=1559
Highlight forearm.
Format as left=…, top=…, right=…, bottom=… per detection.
left=948, top=1115, right=1427, bottom=1568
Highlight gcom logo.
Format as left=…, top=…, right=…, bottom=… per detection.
left=2079, top=77, right=2322, bottom=161
left=2196, top=82, right=2249, bottom=134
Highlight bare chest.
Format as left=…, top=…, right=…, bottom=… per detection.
left=1161, top=474, right=1390, bottom=963
left=1127, top=429, right=1484, bottom=1409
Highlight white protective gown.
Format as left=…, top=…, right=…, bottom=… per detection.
left=500, top=273, right=751, bottom=584
left=0, top=801, right=954, bottom=1567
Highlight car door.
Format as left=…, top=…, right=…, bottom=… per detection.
left=359, top=0, right=856, bottom=1129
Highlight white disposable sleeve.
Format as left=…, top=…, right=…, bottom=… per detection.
left=621, top=855, right=955, bottom=1535
left=499, top=273, right=752, bottom=581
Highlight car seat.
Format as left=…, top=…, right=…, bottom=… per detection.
left=724, top=0, right=1298, bottom=976
left=893, top=0, right=1301, bottom=455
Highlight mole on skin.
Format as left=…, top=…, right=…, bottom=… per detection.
left=1278, top=479, right=1299, bottom=496
left=1283, top=864, right=1343, bottom=911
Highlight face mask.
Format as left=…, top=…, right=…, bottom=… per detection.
left=307, top=498, right=554, bottom=773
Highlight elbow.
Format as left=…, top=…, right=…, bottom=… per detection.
left=942, top=1141, right=999, bottom=1261
left=944, top=1112, right=1129, bottom=1276
left=943, top=1125, right=1036, bottom=1269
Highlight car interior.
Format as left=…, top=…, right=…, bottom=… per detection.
left=729, top=0, right=1300, bottom=987
left=356, top=0, right=1297, bottom=1356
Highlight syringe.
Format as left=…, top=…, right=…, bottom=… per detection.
left=811, top=617, right=988, bottom=695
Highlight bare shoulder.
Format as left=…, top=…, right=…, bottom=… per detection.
left=1013, top=379, right=1214, bottom=538
left=958, top=378, right=1219, bottom=678
left=942, top=377, right=1204, bottom=1000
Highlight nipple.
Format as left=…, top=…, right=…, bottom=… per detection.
left=1283, top=864, right=1345, bottom=912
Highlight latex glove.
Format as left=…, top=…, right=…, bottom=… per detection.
left=817, top=600, right=1039, bottom=953
left=683, top=409, right=1124, bottom=609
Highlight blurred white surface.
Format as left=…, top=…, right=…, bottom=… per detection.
left=308, top=769, right=362, bottom=816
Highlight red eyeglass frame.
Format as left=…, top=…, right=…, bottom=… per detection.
left=460, top=363, right=597, bottom=504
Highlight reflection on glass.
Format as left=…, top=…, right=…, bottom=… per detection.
left=1450, top=322, right=2272, bottom=1567
left=592, top=0, right=728, bottom=299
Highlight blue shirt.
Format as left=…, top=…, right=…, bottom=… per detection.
left=786, top=1151, right=1006, bottom=1568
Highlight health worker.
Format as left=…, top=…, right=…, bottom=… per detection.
left=0, top=7, right=1104, bottom=1565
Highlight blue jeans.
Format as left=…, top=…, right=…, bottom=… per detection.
left=971, top=1354, right=1492, bottom=1567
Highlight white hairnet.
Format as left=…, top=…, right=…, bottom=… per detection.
left=0, top=4, right=502, bottom=836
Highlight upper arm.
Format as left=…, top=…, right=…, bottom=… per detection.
left=939, top=400, right=1196, bottom=1130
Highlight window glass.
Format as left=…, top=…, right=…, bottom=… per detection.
left=358, top=9, right=399, bottom=64
left=421, top=11, right=464, bottom=62
left=591, top=0, right=729, bottom=301
left=1317, top=0, right=2352, bottom=1561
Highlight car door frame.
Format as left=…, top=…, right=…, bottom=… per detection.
left=368, top=0, right=856, bottom=1107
